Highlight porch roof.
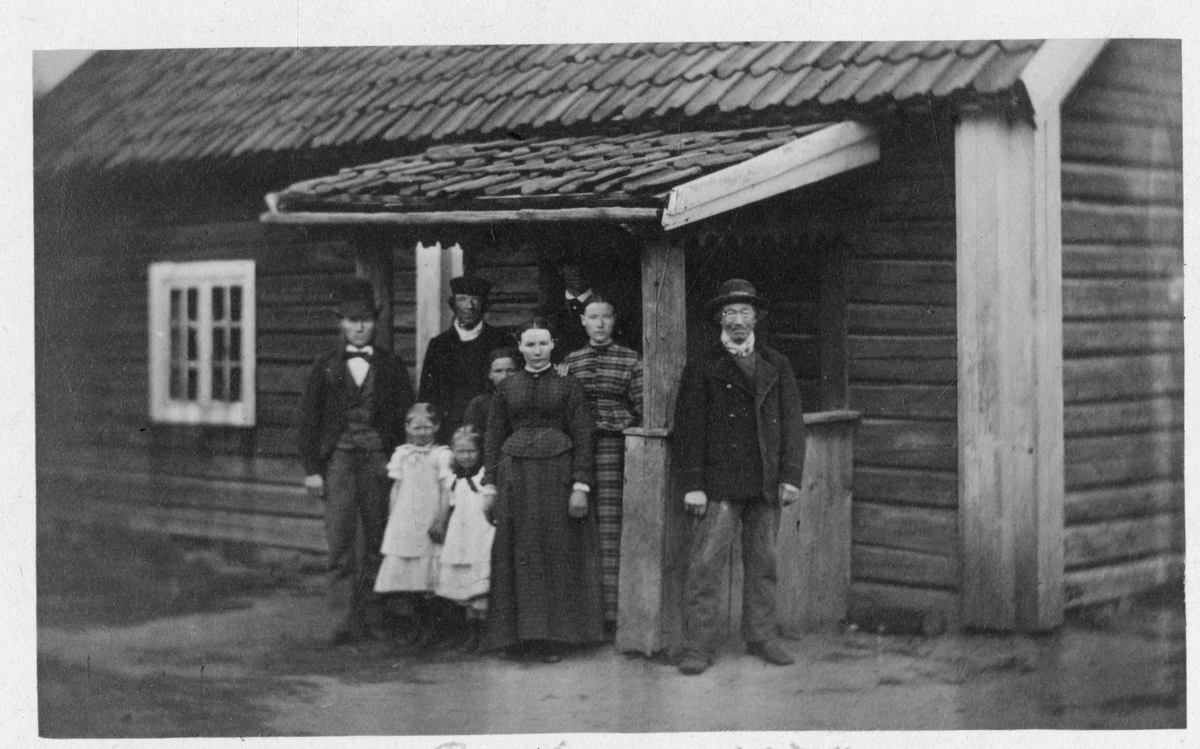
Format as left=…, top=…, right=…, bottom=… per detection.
left=263, top=121, right=879, bottom=228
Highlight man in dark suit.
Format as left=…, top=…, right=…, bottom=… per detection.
left=418, top=275, right=512, bottom=442
left=298, top=279, right=415, bottom=645
left=672, top=279, right=807, bottom=675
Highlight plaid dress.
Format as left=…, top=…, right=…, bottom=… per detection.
left=562, top=342, right=643, bottom=623
left=482, top=367, right=604, bottom=648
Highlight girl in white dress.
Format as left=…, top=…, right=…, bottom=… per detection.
left=374, top=403, right=453, bottom=644
left=434, top=426, right=494, bottom=652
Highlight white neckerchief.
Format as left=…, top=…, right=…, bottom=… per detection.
left=454, top=319, right=484, bottom=342
left=525, top=362, right=553, bottom=374
left=344, top=345, right=373, bottom=386
left=565, top=289, right=593, bottom=303
left=720, top=330, right=755, bottom=358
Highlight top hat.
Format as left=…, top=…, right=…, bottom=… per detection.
left=332, top=279, right=378, bottom=318
left=449, top=275, right=493, bottom=299
left=705, top=278, right=768, bottom=317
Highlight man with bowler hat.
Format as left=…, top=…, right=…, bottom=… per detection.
left=673, top=279, right=807, bottom=675
left=298, top=278, right=415, bottom=645
left=418, top=275, right=512, bottom=442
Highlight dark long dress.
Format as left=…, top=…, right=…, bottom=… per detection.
left=482, top=367, right=604, bottom=649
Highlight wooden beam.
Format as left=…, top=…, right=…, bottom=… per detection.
left=1019, top=40, right=1109, bottom=116
left=661, top=122, right=879, bottom=231
left=616, top=235, right=688, bottom=656
left=956, top=112, right=1063, bottom=632
left=261, top=204, right=661, bottom=226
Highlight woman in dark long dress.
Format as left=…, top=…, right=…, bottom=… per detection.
left=481, top=321, right=604, bottom=661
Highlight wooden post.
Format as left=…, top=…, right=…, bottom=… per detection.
left=616, top=233, right=687, bottom=656
left=776, top=411, right=859, bottom=635
left=354, top=233, right=394, bottom=351
left=956, top=112, right=1065, bottom=632
left=414, top=241, right=464, bottom=380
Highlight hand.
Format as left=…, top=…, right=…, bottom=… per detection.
left=304, top=474, right=325, bottom=499
left=778, top=483, right=801, bottom=506
left=684, top=490, right=708, bottom=516
left=568, top=490, right=589, bottom=519
left=483, top=495, right=496, bottom=525
left=554, top=362, right=571, bottom=377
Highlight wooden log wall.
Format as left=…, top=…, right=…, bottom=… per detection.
left=1058, top=40, right=1184, bottom=608
left=36, top=215, right=420, bottom=551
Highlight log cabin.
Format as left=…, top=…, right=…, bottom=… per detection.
left=35, top=41, right=1183, bottom=646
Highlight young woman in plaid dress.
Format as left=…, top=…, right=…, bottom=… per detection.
left=560, top=297, right=642, bottom=629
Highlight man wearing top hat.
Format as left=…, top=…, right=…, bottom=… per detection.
left=298, top=279, right=416, bottom=645
left=672, top=279, right=807, bottom=675
left=418, top=275, right=513, bottom=442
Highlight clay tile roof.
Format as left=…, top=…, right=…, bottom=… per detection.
left=35, top=41, right=1045, bottom=174
left=272, top=124, right=841, bottom=211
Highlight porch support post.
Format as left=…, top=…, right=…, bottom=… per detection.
left=354, top=232, right=395, bottom=351
left=616, top=233, right=688, bottom=656
left=955, top=112, right=1064, bottom=632
left=414, top=241, right=463, bottom=380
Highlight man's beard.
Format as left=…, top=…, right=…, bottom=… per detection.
left=724, top=324, right=752, bottom=342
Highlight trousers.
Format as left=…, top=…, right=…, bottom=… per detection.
left=682, top=498, right=781, bottom=655
left=323, top=446, right=389, bottom=636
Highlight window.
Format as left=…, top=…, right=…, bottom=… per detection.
left=148, top=260, right=256, bottom=425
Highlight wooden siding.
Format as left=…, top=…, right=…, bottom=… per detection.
left=1059, top=40, right=1184, bottom=608
left=675, top=116, right=961, bottom=624
left=35, top=215, right=413, bottom=548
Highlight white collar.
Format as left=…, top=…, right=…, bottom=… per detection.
left=720, top=330, right=755, bottom=358
left=454, top=319, right=484, bottom=341
left=525, top=362, right=553, bottom=374
left=345, top=345, right=374, bottom=354
left=564, top=288, right=593, bottom=303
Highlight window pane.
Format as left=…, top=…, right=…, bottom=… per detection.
left=230, top=286, right=242, bottom=322
left=187, top=287, right=197, bottom=321
left=170, top=325, right=181, bottom=361
left=170, top=289, right=181, bottom=322
left=213, top=286, right=225, bottom=321
left=212, top=365, right=226, bottom=401
left=169, top=364, right=182, bottom=399
left=229, top=366, right=241, bottom=402
left=187, top=367, right=198, bottom=400
left=187, top=327, right=197, bottom=361
left=213, top=327, right=226, bottom=361
left=229, top=326, right=241, bottom=362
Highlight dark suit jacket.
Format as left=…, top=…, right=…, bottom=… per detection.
left=673, top=342, right=806, bottom=503
left=417, top=323, right=513, bottom=440
left=297, top=347, right=415, bottom=476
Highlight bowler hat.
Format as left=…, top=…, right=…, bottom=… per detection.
left=332, top=279, right=378, bottom=318
left=449, top=275, right=493, bottom=299
left=705, top=278, right=768, bottom=317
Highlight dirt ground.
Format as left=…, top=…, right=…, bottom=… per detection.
left=35, top=520, right=1187, bottom=738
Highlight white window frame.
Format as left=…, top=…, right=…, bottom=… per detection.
left=148, top=260, right=256, bottom=426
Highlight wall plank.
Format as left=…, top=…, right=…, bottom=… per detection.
left=852, top=545, right=957, bottom=588
left=851, top=502, right=957, bottom=555
left=1063, top=553, right=1183, bottom=609
left=1064, top=396, right=1183, bottom=437
left=853, top=419, right=956, bottom=471
left=852, top=467, right=957, bottom=507
left=1065, top=479, right=1184, bottom=524
left=1062, top=277, right=1184, bottom=319
left=1064, top=319, right=1183, bottom=355
left=1065, top=513, right=1184, bottom=568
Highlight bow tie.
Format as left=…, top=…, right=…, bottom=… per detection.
left=344, top=347, right=374, bottom=361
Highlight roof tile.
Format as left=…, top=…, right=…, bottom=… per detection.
left=37, top=41, right=1047, bottom=172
